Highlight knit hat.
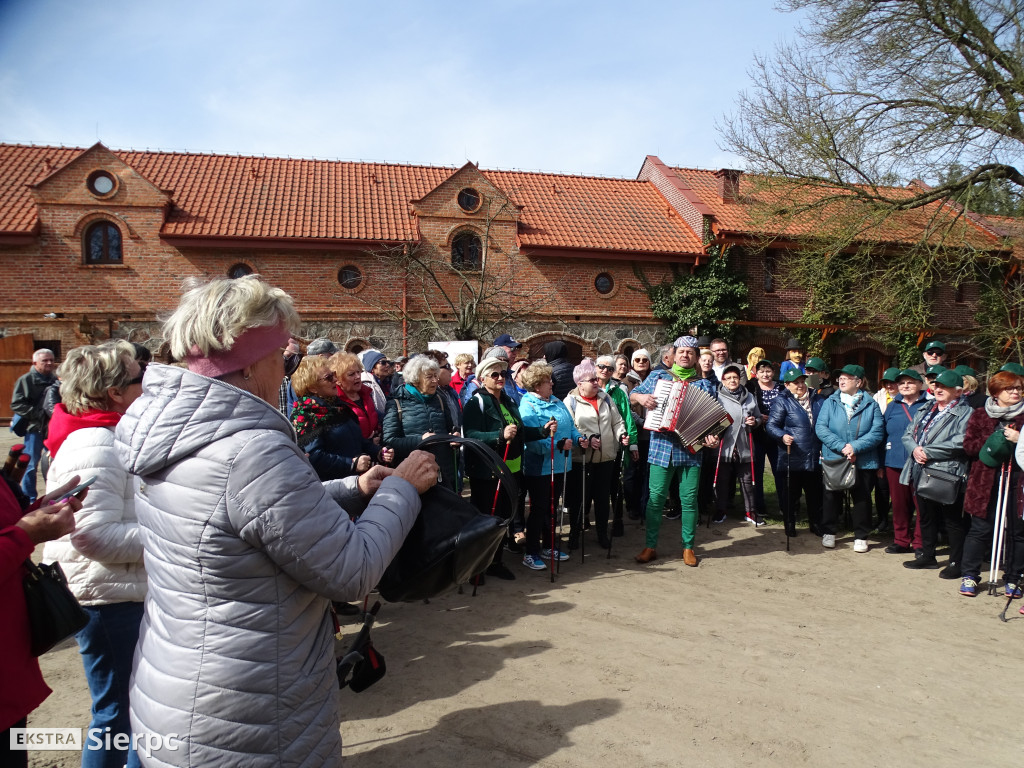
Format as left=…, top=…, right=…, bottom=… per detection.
left=632, top=348, right=650, bottom=362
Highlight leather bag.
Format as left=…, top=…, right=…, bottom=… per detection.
left=915, top=465, right=963, bottom=505
left=22, top=559, right=89, bottom=656
left=821, top=457, right=856, bottom=491
left=10, top=413, right=28, bottom=437
left=377, top=435, right=516, bottom=602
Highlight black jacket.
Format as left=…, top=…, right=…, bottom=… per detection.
left=545, top=341, right=575, bottom=401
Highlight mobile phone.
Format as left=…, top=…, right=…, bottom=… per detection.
left=62, top=475, right=98, bottom=501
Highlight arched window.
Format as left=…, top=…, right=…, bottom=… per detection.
left=228, top=263, right=253, bottom=279
left=451, top=231, right=482, bottom=270
left=83, top=221, right=123, bottom=264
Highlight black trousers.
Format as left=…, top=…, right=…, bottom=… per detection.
left=961, top=476, right=1024, bottom=581
left=916, top=492, right=968, bottom=563
left=624, top=439, right=650, bottom=516
left=523, top=473, right=565, bottom=557
left=822, top=469, right=873, bottom=539
left=566, top=462, right=614, bottom=545
left=1, top=718, right=28, bottom=768
left=470, top=471, right=520, bottom=565
left=777, top=468, right=823, bottom=534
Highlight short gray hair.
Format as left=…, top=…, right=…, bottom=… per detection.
left=58, top=340, right=136, bottom=415
left=33, top=348, right=55, bottom=362
left=163, top=274, right=300, bottom=360
left=403, top=354, right=440, bottom=390
left=596, top=354, right=616, bottom=368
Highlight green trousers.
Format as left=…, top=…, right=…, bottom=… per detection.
left=645, top=463, right=701, bottom=549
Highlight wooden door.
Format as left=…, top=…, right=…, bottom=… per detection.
left=0, top=334, right=35, bottom=423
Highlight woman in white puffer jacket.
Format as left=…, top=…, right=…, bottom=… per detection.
left=43, top=340, right=147, bottom=768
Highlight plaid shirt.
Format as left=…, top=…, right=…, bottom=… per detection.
left=633, top=369, right=717, bottom=468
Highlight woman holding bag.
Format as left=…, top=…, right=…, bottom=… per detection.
left=900, top=369, right=973, bottom=575
left=814, top=364, right=884, bottom=553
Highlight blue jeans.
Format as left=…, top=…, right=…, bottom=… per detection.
left=20, top=430, right=42, bottom=501
left=77, top=602, right=144, bottom=768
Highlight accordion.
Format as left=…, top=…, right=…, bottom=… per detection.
left=643, top=378, right=733, bottom=453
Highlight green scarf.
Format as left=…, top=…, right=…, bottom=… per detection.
left=671, top=364, right=697, bottom=380
left=404, top=383, right=428, bottom=402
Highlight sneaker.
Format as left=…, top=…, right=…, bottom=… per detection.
left=822, top=534, right=836, bottom=549
left=885, top=544, right=914, bottom=554
left=522, top=554, right=546, bottom=571
left=541, top=548, right=570, bottom=562
left=745, top=513, right=766, bottom=527
left=712, top=513, right=728, bottom=524
left=938, top=563, right=961, bottom=580
left=853, top=539, right=868, bottom=553
left=960, top=577, right=978, bottom=596
left=1005, top=582, right=1023, bottom=599
left=664, top=510, right=682, bottom=520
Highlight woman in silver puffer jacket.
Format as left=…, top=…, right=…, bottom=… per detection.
left=116, top=275, right=437, bottom=768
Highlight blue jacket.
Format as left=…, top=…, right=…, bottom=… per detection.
left=815, top=391, right=885, bottom=470
left=765, top=388, right=825, bottom=471
left=519, top=392, right=583, bottom=476
left=882, top=392, right=929, bottom=469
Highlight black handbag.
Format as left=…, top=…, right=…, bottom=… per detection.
left=10, top=413, right=29, bottom=437
left=821, top=457, right=856, bottom=491
left=22, top=559, right=89, bottom=656
left=377, top=435, right=516, bottom=602
left=916, top=466, right=963, bottom=505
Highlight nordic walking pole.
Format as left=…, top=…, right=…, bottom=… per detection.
left=609, top=446, right=625, bottom=560
left=786, top=443, right=792, bottom=552
left=710, top=439, right=724, bottom=528
left=558, top=446, right=570, bottom=575
left=1000, top=480, right=1020, bottom=621
left=550, top=431, right=556, bottom=583
left=748, top=425, right=756, bottom=487
left=988, top=462, right=1008, bottom=595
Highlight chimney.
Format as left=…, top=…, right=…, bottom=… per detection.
left=714, top=168, right=742, bottom=203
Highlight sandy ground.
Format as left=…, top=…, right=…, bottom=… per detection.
left=11, top=427, right=1021, bottom=768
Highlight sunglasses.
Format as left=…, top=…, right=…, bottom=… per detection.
left=440, top=364, right=452, bottom=370
left=125, top=362, right=147, bottom=386
left=585, top=377, right=600, bottom=384
left=596, top=364, right=614, bottom=371
left=486, top=371, right=504, bottom=380
left=320, top=371, right=337, bottom=383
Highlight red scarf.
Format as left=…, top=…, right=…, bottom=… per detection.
left=338, top=384, right=380, bottom=439
left=44, top=404, right=122, bottom=459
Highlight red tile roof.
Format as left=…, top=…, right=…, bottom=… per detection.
left=670, top=167, right=1005, bottom=252
left=0, top=144, right=703, bottom=255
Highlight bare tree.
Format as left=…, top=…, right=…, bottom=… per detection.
left=352, top=195, right=556, bottom=344
left=721, top=1, right=1024, bottom=210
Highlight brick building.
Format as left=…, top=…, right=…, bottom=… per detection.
left=0, top=142, right=1017, bottom=417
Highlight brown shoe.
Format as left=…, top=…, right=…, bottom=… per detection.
left=682, top=548, right=699, bottom=567
left=634, top=547, right=657, bottom=564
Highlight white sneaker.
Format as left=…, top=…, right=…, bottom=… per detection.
left=822, top=534, right=836, bottom=549
left=853, top=539, right=868, bottom=553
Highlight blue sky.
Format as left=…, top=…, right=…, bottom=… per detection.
left=0, top=1, right=802, bottom=178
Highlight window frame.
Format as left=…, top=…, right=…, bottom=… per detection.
left=82, top=220, right=124, bottom=265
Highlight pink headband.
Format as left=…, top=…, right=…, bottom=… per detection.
left=186, top=322, right=291, bottom=378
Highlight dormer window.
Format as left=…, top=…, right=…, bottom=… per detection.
left=84, top=221, right=123, bottom=264
left=87, top=170, right=117, bottom=198
left=451, top=231, right=482, bottom=270
left=457, top=188, right=481, bottom=213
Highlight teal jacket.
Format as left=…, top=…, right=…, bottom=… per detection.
left=519, top=392, right=583, bottom=477
left=815, top=391, right=885, bottom=470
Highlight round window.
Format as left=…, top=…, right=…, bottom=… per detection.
left=338, top=265, right=362, bottom=289
left=595, top=272, right=615, bottom=295
left=87, top=170, right=116, bottom=197
left=228, top=263, right=253, bottom=279
left=457, top=187, right=481, bottom=213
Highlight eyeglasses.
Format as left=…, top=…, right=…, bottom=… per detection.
left=1004, top=386, right=1023, bottom=392
left=441, top=364, right=452, bottom=370
left=585, top=377, right=600, bottom=384
left=486, top=371, right=504, bottom=380
left=125, top=362, right=147, bottom=387
left=596, top=364, right=613, bottom=371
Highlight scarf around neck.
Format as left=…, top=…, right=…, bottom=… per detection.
left=985, top=396, right=1024, bottom=422
left=671, top=363, right=697, bottom=380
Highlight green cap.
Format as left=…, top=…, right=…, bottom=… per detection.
left=754, top=359, right=775, bottom=371
left=782, top=369, right=807, bottom=383
left=924, top=340, right=946, bottom=353
left=979, top=429, right=1013, bottom=468
left=805, top=357, right=828, bottom=372
left=925, top=364, right=949, bottom=377
left=999, top=362, right=1024, bottom=376
left=881, top=367, right=902, bottom=383
left=953, top=364, right=976, bottom=377
left=897, top=368, right=923, bottom=382
left=933, top=369, right=964, bottom=388
left=839, top=364, right=866, bottom=379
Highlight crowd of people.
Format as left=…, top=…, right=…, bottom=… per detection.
left=4, top=275, right=1024, bottom=767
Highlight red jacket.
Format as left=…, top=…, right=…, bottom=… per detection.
left=0, top=479, right=51, bottom=729
left=962, top=407, right=1024, bottom=519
